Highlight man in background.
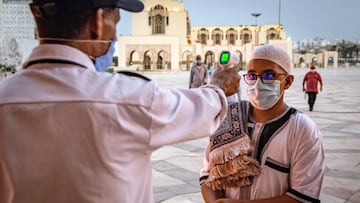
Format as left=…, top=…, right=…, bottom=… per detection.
left=189, top=55, right=208, bottom=88
left=303, top=65, right=323, bottom=111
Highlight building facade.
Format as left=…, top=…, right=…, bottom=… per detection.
left=2, top=0, right=339, bottom=71
left=292, top=38, right=338, bottom=68
left=293, top=52, right=338, bottom=68
left=117, top=0, right=292, bottom=72
left=0, top=0, right=36, bottom=68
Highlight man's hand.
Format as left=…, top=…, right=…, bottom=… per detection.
left=210, top=66, right=240, bottom=96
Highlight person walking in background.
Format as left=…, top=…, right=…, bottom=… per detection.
left=0, top=0, right=241, bottom=202
left=189, top=55, right=208, bottom=88
left=303, top=65, right=323, bottom=111
left=208, top=62, right=216, bottom=78
left=200, top=45, right=325, bottom=203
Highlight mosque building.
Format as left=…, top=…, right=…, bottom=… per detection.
left=117, top=0, right=293, bottom=71
left=0, top=0, right=337, bottom=71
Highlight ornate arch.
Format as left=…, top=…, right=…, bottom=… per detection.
left=143, top=51, right=153, bottom=70
left=240, top=28, right=252, bottom=44
left=205, top=50, right=215, bottom=67
left=226, top=28, right=238, bottom=45
left=235, top=50, right=243, bottom=68
left=266, top=27, right=278, bottom=41
left=157, top=50, right=169, bottom=70
left=197, top=28, right=209, bottom=45
left=149, top=4, right=168, bottom=34
left=181, top=50, right=193, bottom=71
left=212, top=28, right=224, bottom=45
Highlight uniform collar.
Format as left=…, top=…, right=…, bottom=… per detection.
left=23, top=44, right=95, bottom=70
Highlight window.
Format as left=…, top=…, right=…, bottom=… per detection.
left=200, top=34, right=207, bottom=45
left=154, top=15, right=165, bottom=34
left=212, top=28, right=223, bottom=45
left=197, top=28, right=209, bottom=45
left=267, top=28, right=278, bottom=40
left=150, top=4, right=168, bottom=34
left=226, top=28, right=237, bottom=45
left=241, top=28, right=252, bottom=44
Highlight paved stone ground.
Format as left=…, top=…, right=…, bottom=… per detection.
left=143, top=68, right=360, bottom=203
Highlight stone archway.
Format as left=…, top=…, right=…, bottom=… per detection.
left=324, top=51, right=338, bottom=68
left=235, top=50, right=244, bottom=69
left=311, top=57, right=318, bottom=66
left=144, top=51, right=153, bottom=70
left=197, top=28, right=209, bottom=45
left=157, top=50, right=169, bottom=70
left=299, top=57, right=305, bottom=68
left=327, top=57, right=334, bottom=67
left=205, top=50, right=215, bottom=68
left=181, top=51, right=193, bottom=71
left=126, top=51, right=141, bottom=71
left=129, top=51, right=140, bottom=65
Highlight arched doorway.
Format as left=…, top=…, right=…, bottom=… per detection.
left=157, top=51, right=166, bottom=70
left=311, top=57, right=318, bottom=66
left=299, top=57, right=305, bottom=68
left=235, top=50, right=243, bottom=69
left=181, top=51, right=193, bottom=71
left=328, top=57, right=334, bottom=67
left=144, top=51, right=153, bottom=70
left=129, top=51, right=140, bottom=65
left=205, top=51, right=215, bottom=68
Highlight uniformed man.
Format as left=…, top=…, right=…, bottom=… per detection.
left=0, top=0, right=241, bottom=203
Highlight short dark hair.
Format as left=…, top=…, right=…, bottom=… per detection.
left=32, top=0, right=116, bottom=38
left=34, top=10, right=95, bottom=38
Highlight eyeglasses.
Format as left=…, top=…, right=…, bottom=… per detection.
left=243, top=72, right=288, bottom=85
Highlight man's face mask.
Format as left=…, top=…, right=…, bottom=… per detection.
left=38, top=36, right=117, bottom=72
left=94, top=36, right=117, bottom=72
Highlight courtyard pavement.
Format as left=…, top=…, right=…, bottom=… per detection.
left=143, top=67, right=360, bottom=203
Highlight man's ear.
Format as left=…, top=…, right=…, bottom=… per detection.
left=88, top=8, right=104, bottom=39
left=284, top=74, right=294, bottom=89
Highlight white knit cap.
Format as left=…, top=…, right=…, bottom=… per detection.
left=248, top=44, right=291, bottom=73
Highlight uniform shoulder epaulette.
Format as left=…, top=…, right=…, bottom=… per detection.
left=117, top=70, right=151, bottom=81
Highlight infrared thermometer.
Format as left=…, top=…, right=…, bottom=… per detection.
left=218, top=51, right=240, bottom=69
left=219, top=51, right=242, bottom=100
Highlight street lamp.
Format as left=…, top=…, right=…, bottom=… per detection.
left=278, top=0, right=281, bottom=26
left=278, top=0, right=282, bottom=39
left=251, top=13, right=261, bottom=26
left=251, top=13, right=261, bottom=46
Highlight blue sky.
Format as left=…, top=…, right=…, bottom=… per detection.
left=117, top=0, right=360, bottom=43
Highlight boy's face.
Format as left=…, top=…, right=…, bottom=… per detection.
left=246, top=59, right=292, bottom=92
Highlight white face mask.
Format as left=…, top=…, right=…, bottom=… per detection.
left=246, top=77, right=285, bottom=110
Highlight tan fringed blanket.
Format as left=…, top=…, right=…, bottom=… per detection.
left=206, top=101, right=261, bottom=190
